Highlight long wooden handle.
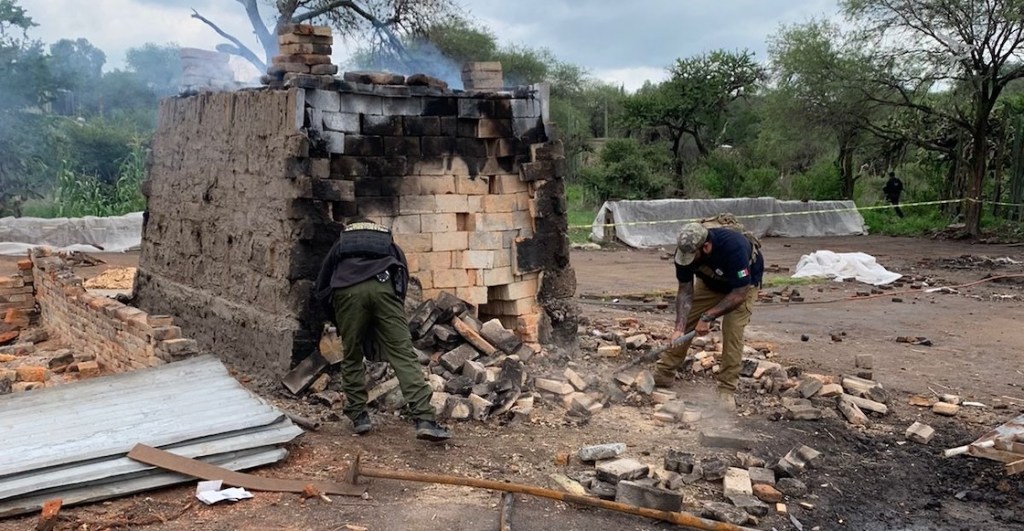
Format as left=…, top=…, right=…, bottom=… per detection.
left=358, top=466, right=754, bottom=531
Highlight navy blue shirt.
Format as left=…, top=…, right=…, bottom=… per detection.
left=675, top=228, right=764, bottom=293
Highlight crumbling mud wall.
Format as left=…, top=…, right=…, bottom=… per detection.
left=135, top=79, right=577, bottom=378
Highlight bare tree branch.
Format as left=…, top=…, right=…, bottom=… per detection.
left=236, top=0, right=277, bottom=59
left=292, top=0, right=414, bottom=64
left=191, top=9, right=267, bottom=71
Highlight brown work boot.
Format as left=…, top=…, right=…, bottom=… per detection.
left=653, top=371, right=675, bottom=388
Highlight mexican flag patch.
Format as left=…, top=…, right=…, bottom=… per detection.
left=737, top=268, right=749, bottom=279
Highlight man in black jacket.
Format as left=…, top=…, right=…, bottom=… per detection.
left=883, top=172, right=905, bottom=218
left=314, top=218, right=450, bottom=442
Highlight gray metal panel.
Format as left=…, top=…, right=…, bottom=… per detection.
left=0, top=420, right=302, bottom=500
left=0, top=447, right=288, bottom=517
left=0, top=356, right=288, bottom=477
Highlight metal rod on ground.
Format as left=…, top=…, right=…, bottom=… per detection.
left=499, top=492, right=514, bottom=531
left=284, top=412, right=321, bottom=431
left=346, top=455, right=754, bottom=531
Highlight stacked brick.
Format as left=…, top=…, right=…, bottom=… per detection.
left=263, top=24, right=338, bottom=89
left=29, top=250, right=198, bottom=373
left=0, top=259, right=36, bottom=341
left=298, top=83, right=559, bottom=344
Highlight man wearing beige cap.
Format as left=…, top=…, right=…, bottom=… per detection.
left=654, top=222, right=763, bottom=410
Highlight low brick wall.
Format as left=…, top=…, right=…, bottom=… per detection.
left=0, top=259, right=37, bottom=333
left=29, top=249, right=199, bottom=372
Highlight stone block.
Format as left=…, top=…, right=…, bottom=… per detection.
left=420, top=213, right=458, bottom=233
left=728, top=494, right=769, bottom=517
left=837, top=396, right=871, bottom=425
left=702, top=502, right=751, bottom=526
left=338, top=93, right=383, bottom=115
left=468, top=393, right=493, bottom=420
left=462, top=359, right=487, bottom=383
left=440, top=344, right=479, bottom=372
left=595, top=458, right=649, bottom=484
left=652, top=390, right=677, bottom=404
left=362, top=114, right=403, bottom=136
left=597, top=345, right=621, bottom=357
left=615, top=481, right=682, bottom=512
left=699, top=430, right=755, bottom=449
left=775, top=478, right=807, bottom=497
left=578, top=443, right=625, bottom=462
left=724, top=467, right=753, bottom=498
left=563, top=368, right=587, bottom=391
left=534, top=377, right=574, bottom=395
left=748, top=467, right=775, bottom=486
left=840, top=393, right=888, bottom=415
left=796, top=378, right=823, bottom=398
left=855, top=354, right=874, bottom=369
left=305, top=89, right=340, bottom=111
left=818, top=383, right=843, bottom=398
left=458, top=250, right=495, bottom=269
left=906, top=421, right=935, bottom=444
left=633, top=371, right=656, bottom=395
left=445, top=396, right=472, bottom=420
left=932, top=402, right=960, bottom=416
left=702, top=458, right=728, bottom=481
left=785, top=403, right=822, bottom=420
left=664, top=450, right=694, bottom=474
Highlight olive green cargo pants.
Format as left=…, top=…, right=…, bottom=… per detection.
left=654, top=279, right=759, bottom=392
left=332, top=278, right=435, bottom=422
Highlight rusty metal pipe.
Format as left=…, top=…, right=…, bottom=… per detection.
left=347, top=455, right=754, bottom=531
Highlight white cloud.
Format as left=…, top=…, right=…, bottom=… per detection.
left=592, top=66, right=669, bottom=93
left=21, top=0, right=260, bottom=69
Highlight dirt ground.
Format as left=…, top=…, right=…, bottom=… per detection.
left=2, top=235, right=1024, bottom=530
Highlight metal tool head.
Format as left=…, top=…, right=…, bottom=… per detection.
left=344, top=451, right=362, bottom=485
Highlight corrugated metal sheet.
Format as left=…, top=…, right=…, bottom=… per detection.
left=0, top=356, right=304, bottom=517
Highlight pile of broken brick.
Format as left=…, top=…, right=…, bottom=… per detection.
left=340, top=292, right=536, bottom=422
left=0, top=316, right=98, bottom=396
left=559, top=439, right=822, bottom=527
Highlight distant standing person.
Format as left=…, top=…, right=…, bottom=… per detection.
left=883, top=171, right=905, bottom=218
left=314, top=218, right=451, bottom=442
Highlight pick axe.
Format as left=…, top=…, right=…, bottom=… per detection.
left=610, top=330, right=697, bottom=376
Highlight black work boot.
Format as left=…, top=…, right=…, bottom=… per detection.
left=415, top=419, right=452, bottom=442
left=352, top=412, right=372, bottom=435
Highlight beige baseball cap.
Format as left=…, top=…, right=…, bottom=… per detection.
left=674, top=223, right=708, bottom=266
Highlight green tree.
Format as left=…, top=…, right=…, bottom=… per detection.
left=843, top=0, right=1024, bottom=235
left=49, top=38, right=105, bottom=86
left=767, top=21, right=874, bottom=199
left=579, top=138, right=673, bottom=201
left=0, top=0, right=65, bottom=216
left=622, top=50, right=764, bottom=185
left=125, top=43, right=180, bottom=97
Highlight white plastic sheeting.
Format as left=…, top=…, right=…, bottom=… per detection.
left=0, top=212, right=143, bottom=255
left=792, top=251, right=902, bottom=286
left=590, top=198, right=866, bottom=248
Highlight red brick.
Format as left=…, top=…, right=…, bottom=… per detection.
left=78, top=360, right=100, bottom=377
left=15, top=366, right=47, bottom=383
left=16, top=260, right=32, bottom=271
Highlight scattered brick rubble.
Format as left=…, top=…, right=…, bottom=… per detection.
left=556, top=440, right=825, bottom=526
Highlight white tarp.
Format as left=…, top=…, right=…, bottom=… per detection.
left=590, top=198, right=866, bottom=248
left=0, top=212, right=143, bottom=256
left=792, top=251, right=902, bottom=285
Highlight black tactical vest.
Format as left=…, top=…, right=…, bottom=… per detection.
left=336, top=222, right=394, bottom=258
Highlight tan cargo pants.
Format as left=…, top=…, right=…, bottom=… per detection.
left=654, top=279, right=758, bottom=392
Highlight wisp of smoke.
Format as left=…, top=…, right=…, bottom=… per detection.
left=349, top=38, right=465, bottom=90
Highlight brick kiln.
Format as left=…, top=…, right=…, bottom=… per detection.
left=133, top=26, right=577, bottom=378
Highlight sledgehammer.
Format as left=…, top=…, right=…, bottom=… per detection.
left=611, top=330, right=697, bottom=375
left=343, top=452, right=755, bottom=530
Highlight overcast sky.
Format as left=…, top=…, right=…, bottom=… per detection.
left=20, top=0, right=841, bottom=91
